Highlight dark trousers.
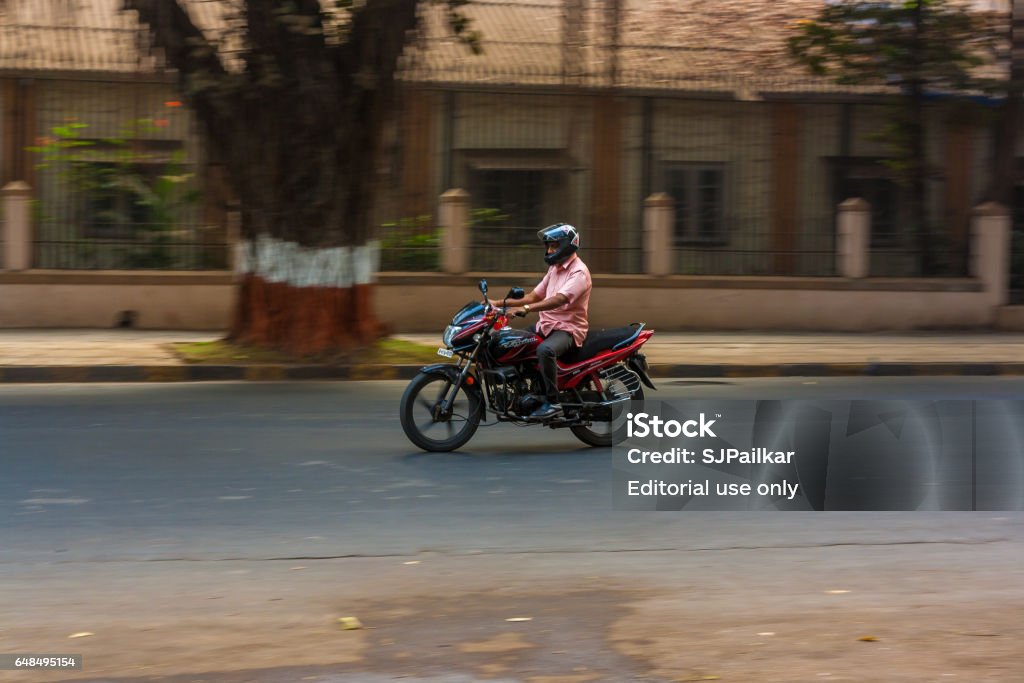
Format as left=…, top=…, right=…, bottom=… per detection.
left=530, top=326, right=576, bottom=402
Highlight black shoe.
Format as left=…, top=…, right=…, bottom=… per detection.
left=530, top=402, right=563, bottom=420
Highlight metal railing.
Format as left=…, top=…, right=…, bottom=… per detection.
left=33, top=221, right=229, bottom=270
left=1011, top=224, right=1024, bottom=304
left=378, top=218, right=442, bottom=272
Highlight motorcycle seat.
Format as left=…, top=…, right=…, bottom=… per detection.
left=559, top=323, right=645, bottom=365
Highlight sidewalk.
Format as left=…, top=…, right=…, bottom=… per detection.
left=3, top=329, right=1024, bottom=382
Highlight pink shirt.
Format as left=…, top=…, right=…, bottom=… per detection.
left=533, top=254, right=592, bottom=347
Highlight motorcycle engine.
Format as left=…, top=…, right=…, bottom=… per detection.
left=513, top=392, right=543, bottom=417
left=510, top=374, right=544, bottom=417
left=492, top=384, right=514, bottom=414
left=492, top=376, right=543, bottom=417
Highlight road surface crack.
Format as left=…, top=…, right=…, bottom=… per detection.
left=2, top=537, right=1008, bottom=564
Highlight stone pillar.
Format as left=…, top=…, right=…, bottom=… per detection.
left=439, top=188, right=470, bottom=274
left=970, top=202, right=1011, bottom=308
left=643, top=193, right=674, bottom=276
left=836, top=197, right=870, bottom=279
left=2, top=181, right=32, bottom=271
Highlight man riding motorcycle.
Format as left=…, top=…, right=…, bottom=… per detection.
left=497, top=223, right=591, bottom=420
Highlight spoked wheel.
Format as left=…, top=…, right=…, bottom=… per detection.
left=400, top=372, right=483, bottom=452
left=570, top=374, right=645, bottom=448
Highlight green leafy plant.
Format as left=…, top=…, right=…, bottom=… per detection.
left=379, top=214, right=439, bottom=271
left=378, top=208, right=511, bottom=272
left=27, top=114, right=202, bottom=269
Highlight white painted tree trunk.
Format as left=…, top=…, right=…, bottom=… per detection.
left=230, top=237, right=385, bottom=354
left=234, top=237, right=380, bottom=286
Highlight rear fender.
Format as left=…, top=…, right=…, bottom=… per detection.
left=627, top=352, right=657, bottom=390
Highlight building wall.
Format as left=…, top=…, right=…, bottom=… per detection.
left=0, top=273, right=1008, bottom=332
left=420, top=91, right=997, bottom=280
left=655, top=99, right=775, bottom=275
left=0, top=272, right=233, bottom=329
left=443, top=91, right=596, bottom=273
left=374, top=275, right=995, bottom=332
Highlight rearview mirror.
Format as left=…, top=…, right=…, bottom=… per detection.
left=478, top=279, right=488, bottom=297
left=506, top=287, right=525, bottom=300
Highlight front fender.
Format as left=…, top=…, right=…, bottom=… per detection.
left=418, top=363, right=484, bottom=400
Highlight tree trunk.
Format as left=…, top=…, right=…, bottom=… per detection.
left=229, top=239, right=387, bottom=355
left=124, top=0, right=419, bottom=355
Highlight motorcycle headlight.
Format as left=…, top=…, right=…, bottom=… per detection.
left=443, top=324, right=460, bottom=348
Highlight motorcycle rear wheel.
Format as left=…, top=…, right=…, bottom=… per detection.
left=400, top=372, right=483, bottom=452
left=570, top=378, right=644, bottom=448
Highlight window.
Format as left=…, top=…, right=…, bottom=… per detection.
left=663, top=163, right=726, bottom=245
left=474, top=169, right=546, bottom=228
left=831, top=158, right=902, bottom=247
left=462, top=150, right=569, bottom=235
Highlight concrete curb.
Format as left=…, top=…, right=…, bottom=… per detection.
left=3, top=362, right=1024, bottom=383
left=0, top=364, right=420, bottom=383
left=648, top=363, right=1024, bottom=378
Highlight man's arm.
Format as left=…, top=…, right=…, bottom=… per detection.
left=490, top=275, right=550, bottom=308
left=520, top=293, right=568, bottom=312
left=506, top=292, right=568, bottom=317
left=490, top=289, right=541, bottom=308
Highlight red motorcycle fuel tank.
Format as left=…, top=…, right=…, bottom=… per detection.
left=488, top=327, right=540, bottom=363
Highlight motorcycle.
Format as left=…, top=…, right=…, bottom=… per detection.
left=399, top=278, right=656, bottom=452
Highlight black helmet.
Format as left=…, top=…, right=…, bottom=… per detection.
left=538, top=223, right=580, bottom=266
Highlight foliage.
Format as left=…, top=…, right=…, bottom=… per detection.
left=170, top=336, right=441, bottom=365
left=378, top=207, right=510, bottom=272
left=470, top=207, right=511, bottom=228
left=380, top=214, right=439, bottom=271
left=787, top=0, right=996, bottom=91
left=788, top=0, right=997, bottom=178
left=26, top=112, right=202, bottom=268
left=788, top=0, right=1000, bottom=274
left=124, top=0, right=482, bottom=254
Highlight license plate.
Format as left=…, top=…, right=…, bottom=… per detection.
left=437, top=347, right=454, bottom=358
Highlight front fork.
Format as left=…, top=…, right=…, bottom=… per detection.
left=437, top=338, right=484, bottom=418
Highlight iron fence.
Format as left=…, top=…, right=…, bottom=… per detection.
left=1013, top=230, right=1024, bottom=304
left=1011, top=188, right=1024, bottom=304
left=5, top=0, right=1001, bottom=279
left=377, top=82, right=985, bottom=278
left=33, top=221, right=229, bottom=270
left=378, top=217, right=442, bottom=272
left=28, top=78, right=229, bottom=270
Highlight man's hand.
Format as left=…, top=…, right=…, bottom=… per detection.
left=506, top=306, right=527, bottom=318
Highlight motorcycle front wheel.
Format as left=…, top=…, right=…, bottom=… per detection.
left=400, top=371, right=483, bottom=452
left=570, top=377, right=644, bottom=448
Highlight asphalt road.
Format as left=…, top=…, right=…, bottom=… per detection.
left=2, top=378, right=1024, bottom=683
